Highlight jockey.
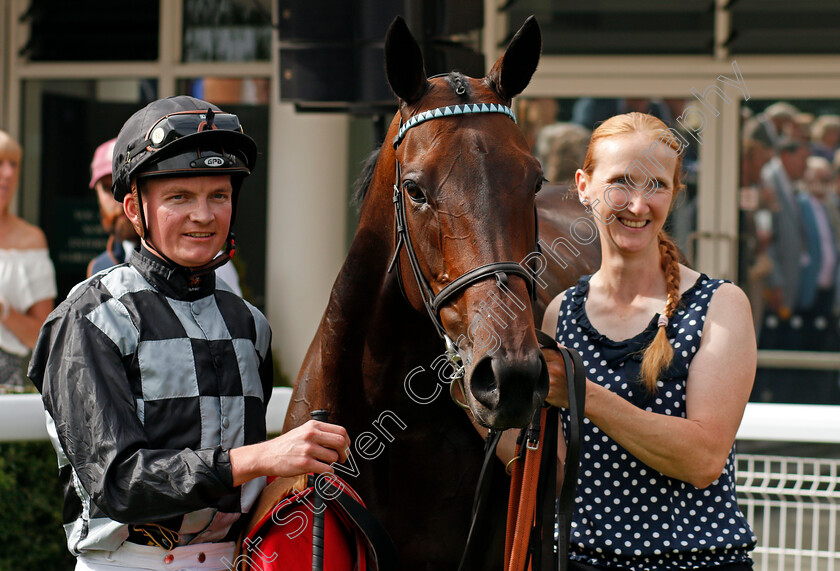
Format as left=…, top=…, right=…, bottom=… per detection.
left=29, top=95, right=350, bottom=571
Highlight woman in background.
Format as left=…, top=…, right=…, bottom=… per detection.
left=0, top=129, right=55, bottom=392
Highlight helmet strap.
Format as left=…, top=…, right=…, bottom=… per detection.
left=186, top=233, right=236, bottom=278
left=131, top=178, right=188, bottom=270
left=130, top=181, right=147, bottom=240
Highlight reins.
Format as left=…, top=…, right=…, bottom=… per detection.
left=458, top=329, right=586, bottom=571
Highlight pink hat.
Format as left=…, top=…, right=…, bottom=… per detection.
left=89, top=138, right=117, bottom=189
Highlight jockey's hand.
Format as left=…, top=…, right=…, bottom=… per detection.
left=230, top=420, right=351, bottom=486
left=542, top=345, right=569, bottom=409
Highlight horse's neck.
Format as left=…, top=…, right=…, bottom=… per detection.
left=287, top=208, right=443, bottom=429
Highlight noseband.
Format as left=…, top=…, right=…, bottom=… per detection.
left=386, top=101, right=541, bottom=358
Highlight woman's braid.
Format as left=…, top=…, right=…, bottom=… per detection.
left=639, top=231, right=681, bottom=392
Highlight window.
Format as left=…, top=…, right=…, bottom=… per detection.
left=182, top=0, right=272, bottom=62
left=19, top=79, right=157, bottom=299
left=505, top=1, right=715, bottom=56
left=20, top=0, right=159, bottom=61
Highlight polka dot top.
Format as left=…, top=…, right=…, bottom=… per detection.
left=556, top=273, right=756, bottom=570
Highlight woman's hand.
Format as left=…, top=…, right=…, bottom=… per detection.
left=543, top=346, right=570, bottom=408
left=541, top=292, right=571, bottom=408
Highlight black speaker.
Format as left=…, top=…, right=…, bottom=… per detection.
left=277, top=0, right=484, bottom=113
left=277, top=0, right=354, bottom=42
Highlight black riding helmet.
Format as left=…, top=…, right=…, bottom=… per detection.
left=112, top=95, right=257, bottom=274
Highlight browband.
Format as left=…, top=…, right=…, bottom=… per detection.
left=393, top=103, right=516, bottom=149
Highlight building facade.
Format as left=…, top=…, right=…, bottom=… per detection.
left=4, top=0, right=840, bottom=403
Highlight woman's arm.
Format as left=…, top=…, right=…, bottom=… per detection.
left=569, top=283, right=756, bottom=488
left=1, top=297, right=53, bottom=349
left=0, top=224, right=55, bottom=349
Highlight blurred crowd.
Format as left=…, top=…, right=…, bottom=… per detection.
left=739, top=102, right=840, bottom=402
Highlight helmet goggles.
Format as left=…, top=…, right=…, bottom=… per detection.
left=144, top=109, right=244, bottom=151
left=112, top=96, right=257, bottom=202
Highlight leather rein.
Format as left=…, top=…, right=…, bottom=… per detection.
left=458, top=330, right=585, bottom=571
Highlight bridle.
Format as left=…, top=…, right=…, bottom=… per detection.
left=386, top=99, right=542, bottom=369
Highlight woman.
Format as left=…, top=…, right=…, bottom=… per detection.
left=542, top=113, right=757, bottom=570
left=0, top=129, right=56, bottom=392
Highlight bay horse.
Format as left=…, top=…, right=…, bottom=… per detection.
left=283, top=16, right=599, bottom=570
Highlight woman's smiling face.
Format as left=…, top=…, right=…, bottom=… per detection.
left=576, top=132, right=678, bottom=257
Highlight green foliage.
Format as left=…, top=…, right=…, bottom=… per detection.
left=0, top=441, right=75, bottom=570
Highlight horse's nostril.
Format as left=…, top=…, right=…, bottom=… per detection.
left=468, top=350, right=547, bottom=427
left=469, top=356, right=499, bottom=410
left=491, top=354, right=544, bottom=404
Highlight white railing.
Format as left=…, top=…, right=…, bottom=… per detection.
left=2, top=394, right=838, bottom=569
left=0, top=388, right=293, bottom=442
left=3, top=395, right=838, bottom=443
left=737, top=455, right=840, bottom=571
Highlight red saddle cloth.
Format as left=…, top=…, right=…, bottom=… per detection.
left=236, top=474, right=395, bottom=571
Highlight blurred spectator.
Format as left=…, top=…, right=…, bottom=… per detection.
left=797, top=156, right=838, bottom=350
left=758, top=101, right=799, bottom=145
left=86, top=138, right=140, bottom=277
left=754, top=136, right=811, bottom=402
left=790, top=112, right=814, bottom=143
left=810, top=114, right=840, bottom=161
left=0, top=129, right=56, bottom=393
left=744, top=114, right=776, bottom=148
left=809, top=155, right=840, bottom=244
left=739, top=121, right=776, bottom=333
left=760, top=137, right=810, bottom=321
left=533, top=122, right=591, bottom=186
left=515, top=98, right=559, bottom=152
left=85, top=138, right=244, bottom=296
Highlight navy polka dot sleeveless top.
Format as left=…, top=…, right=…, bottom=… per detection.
left=556, top=273, right=756, bottom=570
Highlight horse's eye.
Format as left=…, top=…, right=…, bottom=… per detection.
left=403, top=180, right=426, bottom=204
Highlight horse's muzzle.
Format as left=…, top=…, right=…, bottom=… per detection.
left=467, top=349, right=548, bottom=429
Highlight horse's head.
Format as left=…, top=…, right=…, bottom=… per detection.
left=383, top=16, right=547, bottom=429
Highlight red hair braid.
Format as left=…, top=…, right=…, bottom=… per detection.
left=639, top=231, right=681, bottom=392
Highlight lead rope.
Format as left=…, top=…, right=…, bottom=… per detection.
left=457, top=331, right=585, bottom=571
left=506, top=405, right=547, bottom=571
left=504, top=338, right=584, bottom=571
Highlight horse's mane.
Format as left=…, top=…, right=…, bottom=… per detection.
left=352, top=148, right=381, bottom=209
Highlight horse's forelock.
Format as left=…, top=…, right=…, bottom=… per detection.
left=352, top=148, right=382, bottom=209
left=444, top=72, right=472, bottom=101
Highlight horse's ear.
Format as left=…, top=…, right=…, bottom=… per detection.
left=486, top=16, right=542, bottom=103
left=385, top=16, right=428, bottom=105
